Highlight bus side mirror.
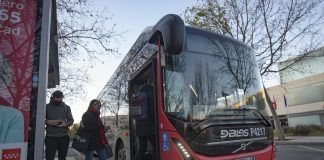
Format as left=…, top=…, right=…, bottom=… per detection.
left=149, top=14, right=185, bottom=55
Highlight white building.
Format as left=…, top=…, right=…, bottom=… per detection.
left=267, top=47, right=324, bottom=126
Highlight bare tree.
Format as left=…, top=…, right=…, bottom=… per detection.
left=103, top=81, right=123, bottom=126
left=212, top=39, right=256, bottom=93
left=50, top=0, right=119, bottom=98
left=165, top=71, right=184, bottom=112
left=184, top=0, right=324, bottom=76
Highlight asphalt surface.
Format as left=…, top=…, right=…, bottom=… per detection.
left=69, top=145, right=324, bottom=160
left=276, top=144, right=324, bottom=160
left=55, top=136, right=324, bottom=159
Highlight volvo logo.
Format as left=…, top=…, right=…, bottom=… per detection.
left=232, top=141, right=253, bottom=153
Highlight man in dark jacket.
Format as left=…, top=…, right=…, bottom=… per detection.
left=45, top=90, right=74, bottom=160
left=134, top=78, right=156, bottom=160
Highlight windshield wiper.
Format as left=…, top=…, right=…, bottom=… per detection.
left=191, top=114, right=219, bottom=130
left=190, top=112, right=241, bottom=130
left=190, top=108, right=271, bottom=130
left=233, top=108, right=272, bottom=127
left=250, top=109, right=272, bottom=127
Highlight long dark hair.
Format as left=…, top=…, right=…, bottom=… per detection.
left=88, top=99, right=101, bottom=110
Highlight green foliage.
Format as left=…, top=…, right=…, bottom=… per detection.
left=184, top=0, right=230, bottom=34
left=283, top=126, right=294, bottom=134
left=68, top=123, right=80, bottom=140
left=308, top=125, right=321, bottom=131
left=282, top=125, right=324, bottom=136
left=292, top=125, right=312, bottom=136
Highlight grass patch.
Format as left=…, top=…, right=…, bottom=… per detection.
left=274, top=125, right=324, bottom=137
left=308, top=131, right=324, bottom=136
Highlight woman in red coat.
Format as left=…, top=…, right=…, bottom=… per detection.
left=82, top=99, right=108, bottom=160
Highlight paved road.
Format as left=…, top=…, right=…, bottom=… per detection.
left=276, top=145, right=324, bottom=160
left=68, top=145, right=324, bottom=160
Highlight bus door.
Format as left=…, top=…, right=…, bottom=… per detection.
left=128, top=60, right=159, bottom=160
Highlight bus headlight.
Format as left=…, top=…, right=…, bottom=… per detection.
left=172, top=139, right=194, bottom=160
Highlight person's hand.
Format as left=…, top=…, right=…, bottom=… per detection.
left=47, top=120, right=62, bottom=125
left=56, top=121, right=67, bottom=127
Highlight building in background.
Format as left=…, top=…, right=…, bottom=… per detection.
left=267, top=46, right=324, bottom=127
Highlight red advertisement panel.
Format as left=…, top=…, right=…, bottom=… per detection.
left=2, top=148, right=21, bottom=160
left=0, top=0, right=37, bottom=159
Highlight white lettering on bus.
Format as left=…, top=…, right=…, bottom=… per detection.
left=221, top=129, right=249, bottom=139
left=250, top=127, right=265, bottom=136
left=220, top=127, right=265, bottom=139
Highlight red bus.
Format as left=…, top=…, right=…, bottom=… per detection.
left=98, top=14, right=275, bottom=160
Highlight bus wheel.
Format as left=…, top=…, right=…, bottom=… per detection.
left=116, top=142, right=126, bottom=160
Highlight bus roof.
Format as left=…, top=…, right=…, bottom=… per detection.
left=98, top=27, right=154, bottom=98
left=185, top=26, right=251, bottom=50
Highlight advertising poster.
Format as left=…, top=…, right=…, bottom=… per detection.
left=0, top=0, right=37, bottom=159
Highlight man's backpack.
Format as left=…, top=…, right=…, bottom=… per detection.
left=130, top=91, right=151, bottom=120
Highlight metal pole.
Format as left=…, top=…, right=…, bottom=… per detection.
left=33, top=0, right=52, bottom=159
left=263, top=85, right=285, bottom=141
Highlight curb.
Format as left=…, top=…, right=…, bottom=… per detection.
left=275, top=141, right=324, bottom=145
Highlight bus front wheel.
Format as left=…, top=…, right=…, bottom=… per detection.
left=116, top=142, right=126, bottom=160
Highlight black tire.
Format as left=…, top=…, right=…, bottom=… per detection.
left=116, top=142, right=126, bottom=160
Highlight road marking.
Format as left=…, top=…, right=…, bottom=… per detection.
left=298, top=145, right=324, bottom=153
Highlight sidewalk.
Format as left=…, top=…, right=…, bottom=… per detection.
left=275, top=136, right=324, bottom=145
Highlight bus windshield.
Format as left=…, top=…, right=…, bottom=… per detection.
left=164, top=28, right=268, bottom=122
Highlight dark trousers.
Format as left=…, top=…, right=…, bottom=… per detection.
left=134, top=135, right=156, bottom=160
left=45, top=135, right=70, bottom=160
